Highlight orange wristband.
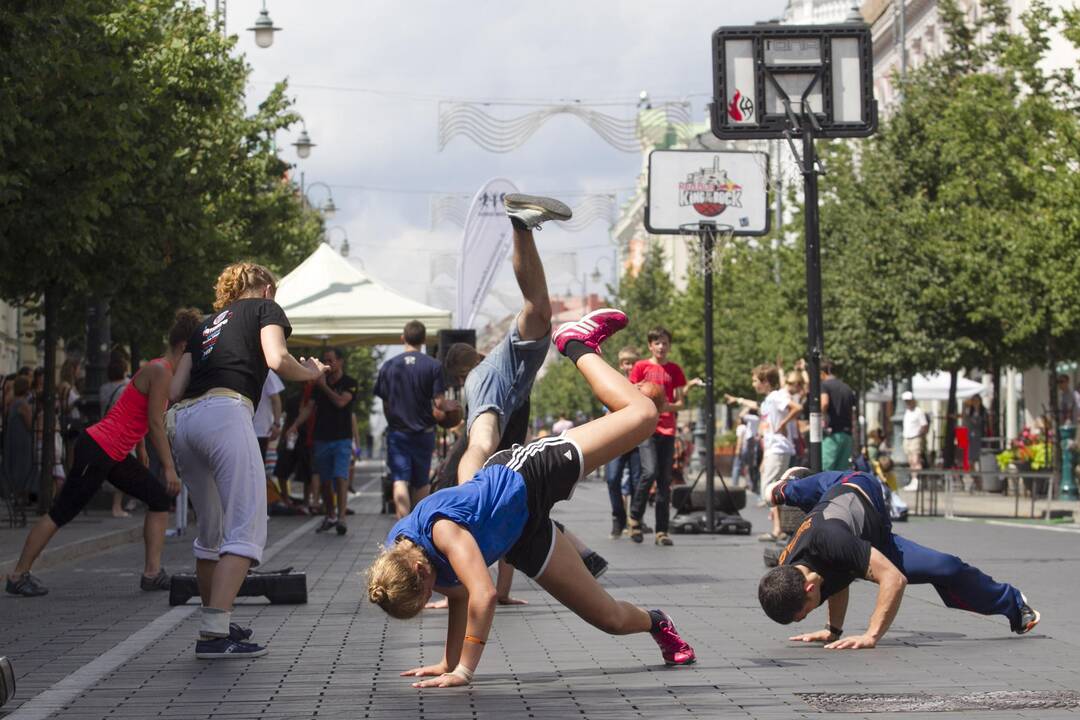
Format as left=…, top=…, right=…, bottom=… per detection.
left=464, top=635, right=486, bottom=645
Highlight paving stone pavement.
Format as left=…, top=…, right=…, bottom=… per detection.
left=1, top=472, right=1078, bottom=720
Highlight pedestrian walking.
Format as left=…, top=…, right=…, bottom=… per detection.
left=901, top=391, right=928, bottom=491
left=2, top=377, right=33, bottom=502
left=626, top=327, right=695, bottom=547
left=367, top=307, right=695, bottom=688
left=820, top=360, right=856, bottom=471
left=6, top=309, right=202, bottom=598
left=758, top=467, right=1040, bottom=647
left=374, top=320, right=448, bottom=519
left=253, top=370, right=284, bottom=462
left=605, top=346, right=642, bottom=538
left=731, top=364, right=801, bottom=541
left=168, top=263, right=327, bottom=659
left=292, top=348, right=358, bottom=535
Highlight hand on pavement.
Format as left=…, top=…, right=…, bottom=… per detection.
left=400, top=663, right=449, bottom=678
left=825, top=633, right=877, bottom=650
left=788, top=629, right=835, bottom=644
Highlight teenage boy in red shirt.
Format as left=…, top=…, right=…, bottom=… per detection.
left=627, top=326, right=699, bottom=546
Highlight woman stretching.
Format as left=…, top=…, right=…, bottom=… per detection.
left=6, top=309, right=202, bottom=597
left=169, top=262, right=326, bottom=659
left=367, top=308, right=696, bottom=688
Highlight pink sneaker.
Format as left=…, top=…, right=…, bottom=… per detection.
left=649, top=610, right=696, bottom=666
left=552, top=308, right=628, bottom=355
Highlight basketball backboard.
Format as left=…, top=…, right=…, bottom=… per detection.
left=645, top=150, right=769, bottom=236
left=711, top=24, right=877, bottom=140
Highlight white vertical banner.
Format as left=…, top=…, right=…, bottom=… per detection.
left=456, top=177, right=519, bottom=328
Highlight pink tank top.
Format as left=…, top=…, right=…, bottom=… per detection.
left=86, top=358, right=171, bottom=461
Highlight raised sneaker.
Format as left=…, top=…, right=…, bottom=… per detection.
left=315, top=517, right=336, bottom=534
left=648, top=610, right=696, bottom=666
left=504, top=193, right=572, bottom=230
left=1015, top=594, right=1041, bottom=635
left=195, top=637, right=268, bottom=659
left=553, top=308, right=629, bottom=356
left=140, top=568, right=171, bottom=592
left=229, top=623, right=254, bottom=642
left=582, top=552, right=609, bottom=578
left=5, top=572, right=47, bottom=597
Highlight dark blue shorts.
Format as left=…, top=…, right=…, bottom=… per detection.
left=313, top=439, right=352, bottom=483
left=387, top=430, right=436, bottom=488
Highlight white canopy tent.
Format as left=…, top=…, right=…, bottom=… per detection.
left=864, top=373, right=986, bottom=403
left=275, top=244, right=452, bottom=346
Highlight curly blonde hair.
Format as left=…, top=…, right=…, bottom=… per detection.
left=366, top=539, right=430, bottom=619
left=213, top=262, right=277, bottom=312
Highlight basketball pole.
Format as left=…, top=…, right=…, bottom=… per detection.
left=699, top=222, right=717, bottom=533
left=799, top=122, right=824, bottom=473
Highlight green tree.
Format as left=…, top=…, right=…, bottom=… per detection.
left=0, top=0, right=321, bottom=498
left=612, top=242, right=678, bottom=357
left=530, top=356, right=603, bottom=425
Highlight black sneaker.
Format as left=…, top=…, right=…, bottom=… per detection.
left=229, top=623, right=254, bottom=642
left=610, top=518, right=625, bottom=539
left=1015, top=595, right=1040, bottom=635
left=640, top=522, right=654, bottom=534
left=195, top=637, right=268, bottom=659
left=5, top=572, right=47, bottom=597
left=315, top=517, right=335, bottom=533
left=140, top=568, right=170, bottom=592
left=335, top=521, right=347, bottom=536
left=582, top=552, right=609, bottom=578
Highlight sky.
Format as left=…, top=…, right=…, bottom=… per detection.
left=227, top=0, right=789, bottom=327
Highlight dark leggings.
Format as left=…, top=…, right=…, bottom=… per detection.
left=48, top=432, right=172, bottom=527
left=630, top=434, right=675, bottom=533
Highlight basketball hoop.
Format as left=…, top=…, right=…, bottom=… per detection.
left=680, top=222, right=735, bottom=279
left=709, top=22, right=879, bottom=474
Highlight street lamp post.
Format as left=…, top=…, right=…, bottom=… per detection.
left=589, top=254, right=618, bottom=298
left=246, top=0, right=281, bottom=48
left=324, top=226, right=351, bottom=257
left=292, top=128, right=315, bottom=159
left=298, top=173, right=337, bottom=217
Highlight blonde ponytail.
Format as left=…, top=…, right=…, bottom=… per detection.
left=213, top=262, right=277, bottom=311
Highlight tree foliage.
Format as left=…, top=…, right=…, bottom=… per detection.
left=0, top=0, right=323, bottom=355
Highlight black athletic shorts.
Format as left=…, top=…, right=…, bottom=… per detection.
left=483, top=435, right=584, bottom=578
left=49, top=431, right=172, bottom=527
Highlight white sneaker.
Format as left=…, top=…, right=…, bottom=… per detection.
left=903, top=479, right=919, bottom=492
left=504, top=194, right=572, bottom=230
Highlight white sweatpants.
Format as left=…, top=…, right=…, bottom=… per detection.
left=172, top=396, right=267, bottom=565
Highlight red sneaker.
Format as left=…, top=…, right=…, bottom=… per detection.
left=649, top=610, right=696, bottom=666
left=552, top=308, right=628, bottom=355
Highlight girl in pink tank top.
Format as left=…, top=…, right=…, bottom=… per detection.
left=6, top=309, right=204, bottom=598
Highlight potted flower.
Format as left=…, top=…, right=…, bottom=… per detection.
left=996, top=427, right=1051, bottom=496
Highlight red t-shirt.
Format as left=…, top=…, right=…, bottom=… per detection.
left=629, top=359, right=686, bottom=437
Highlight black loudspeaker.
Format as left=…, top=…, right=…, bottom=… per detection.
left=436, top=328, right=476, bottom=363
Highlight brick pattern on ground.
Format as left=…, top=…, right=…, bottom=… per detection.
left=2, top=468, right=1079, bottom=720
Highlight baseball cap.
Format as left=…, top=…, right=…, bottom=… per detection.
left=901, top=390, right=914, bottom=401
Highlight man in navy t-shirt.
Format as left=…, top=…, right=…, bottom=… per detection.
left=374, top=321, right=446, bottom=517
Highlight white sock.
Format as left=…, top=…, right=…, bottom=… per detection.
left=200, top=607, right=231, bottom=639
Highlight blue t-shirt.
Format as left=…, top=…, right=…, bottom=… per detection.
left=374, top=351, right=446, bottom=433
left=385, top=464, right=529, bottom=587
